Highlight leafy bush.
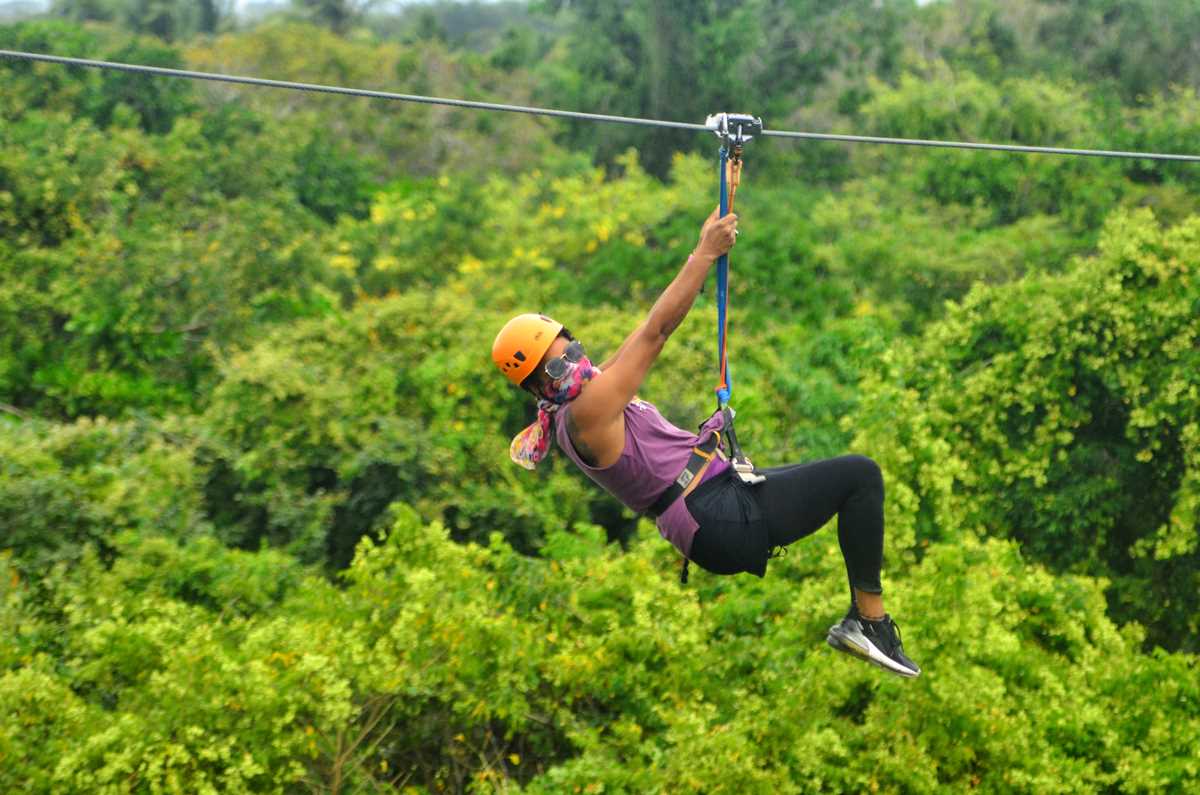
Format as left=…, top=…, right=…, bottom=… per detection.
left=196, top=292, right=619, bottom=565
left=0, top=22, right=194, bottom=133
left=2, top=13, right=1199, bottom=792
left=292, top=130, right=374, bottom=224
left=0, top=548, right=348, bottom=793
left=851, top=208, right=1200, bottom=650
left=183, top=21, right=559, bottom=181
left=805, top=176, right=1086, bottom=331
left=325, top=149, right=708, bottom=305
left=0, top=416, right=207, bottom=571
left=1113, top=86, right=1200, bottom=198
left=4, top=510, right=1196, bottom=793
left=86, top=39, right=196, bottom=133
left=0, top=109, right=338, bottom=417
left=858, top=66, right=1127, bottom=228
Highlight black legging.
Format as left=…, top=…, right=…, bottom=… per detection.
left=685, top=454, right=884, bottom=594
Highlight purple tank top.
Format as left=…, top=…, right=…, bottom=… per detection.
left=554, top=398, right=729, bottom=557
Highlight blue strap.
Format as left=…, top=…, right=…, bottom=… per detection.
left=715, top=146, right=732, bottom=407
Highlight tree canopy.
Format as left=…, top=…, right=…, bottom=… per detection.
left=1, top=1, right=1198, bottom=791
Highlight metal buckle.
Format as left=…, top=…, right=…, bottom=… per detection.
left=732, top=458, right=765, bottom=485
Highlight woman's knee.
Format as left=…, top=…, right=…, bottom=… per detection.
left=845, top=454, right=884, bottom=493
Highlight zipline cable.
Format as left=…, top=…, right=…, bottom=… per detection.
left=0, top=49, right=709, bottom=133
left=4, top=48, right=1200, bottom=163
left=757, top=128, right=1200, bottom=161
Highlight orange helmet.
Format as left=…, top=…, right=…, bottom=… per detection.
left=492, top=313, right=564, bottom=386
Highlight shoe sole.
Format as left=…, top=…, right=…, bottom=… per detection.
left=827, top=624, right=921, bottom=679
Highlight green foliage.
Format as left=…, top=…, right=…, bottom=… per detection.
left=184, top=21, right=560, bottom=181
left=0, top=416, right=207, bottom=571
left=851, top=209, right=1200, bottom=650
left=89, top=39, right=197, bottom=133
left=532, top=0, right=726, bottom=176
left=1025, top=0, right=1200, bottom=103
left=532, top=0, right=917, bottom=178
left=918, top=1, right=1200, bottom=106
left=52, top=0, right=228, bottom=40
left=0, top=20, right=111, bottom=119
left=0, top=22, right=195, bottom=132
left=375, top=1, right=554, bottom=56
left=858, top=66, right=1126, bottom=227
left=1113, top=87, right=1200, bottom=196
left=196, top=292, right=622, bottom=566
left=322, top=171, right=490, bottom=296
left=3, top=8, right=1200, bottom=791
left=0, top=106, right=338, bottom=417
left=4, top=512, right=1197, bottom=792
left=806, top=177, right=1086, bottom=331
left=488, top=21, right=547, bottom=71
left=290, top=0, right=374, bottom=34
left=1, top=545, right=345, bottom=793
left=292, top=131, right=374, bottom=223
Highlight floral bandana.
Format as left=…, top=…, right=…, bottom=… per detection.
left=509, top=355, right=599, bottom=469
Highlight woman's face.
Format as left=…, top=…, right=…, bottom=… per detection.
left=527, top=335, right=572, bottom=396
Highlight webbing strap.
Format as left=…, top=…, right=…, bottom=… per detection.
left=715, top=146, right=732, bottom=406
left=715, top=145, right=745, bottom=406
left=712, top=144, right=764, bottom=485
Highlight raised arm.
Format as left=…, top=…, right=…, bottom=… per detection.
left=572, top=208, right=738, bottom=430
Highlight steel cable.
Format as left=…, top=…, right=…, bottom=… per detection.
left=3, top=48, right=1200, bottom=162
left=0, top=49, right=709, bottom=133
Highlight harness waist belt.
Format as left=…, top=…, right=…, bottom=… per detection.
left=645, top=432, right=724, bottom=519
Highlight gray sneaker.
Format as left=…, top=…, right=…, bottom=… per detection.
left=827, top=605, right=921, bottom=678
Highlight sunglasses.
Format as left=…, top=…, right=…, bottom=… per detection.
left=545, top=339, right=585, bottom=381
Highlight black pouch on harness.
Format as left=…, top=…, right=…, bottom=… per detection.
left=684, top=468, right=770, bottom=578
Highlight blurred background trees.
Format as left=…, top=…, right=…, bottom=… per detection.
left=2, top=1, right=1199, bottom=791
left=51, top=0, right=232, bottom=39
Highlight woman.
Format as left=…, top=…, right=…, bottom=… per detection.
left=491, top=208, right=920, bottom=678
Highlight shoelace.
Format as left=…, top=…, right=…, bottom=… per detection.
left=863, top=616, right=901, bottom=653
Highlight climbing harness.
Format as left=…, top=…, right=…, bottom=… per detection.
left=706, top=113, right=766, bottom=487
left=645, top=430, right=726, bottom=519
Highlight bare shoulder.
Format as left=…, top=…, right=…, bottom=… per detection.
left=566, top=403, right=625, bottom=469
